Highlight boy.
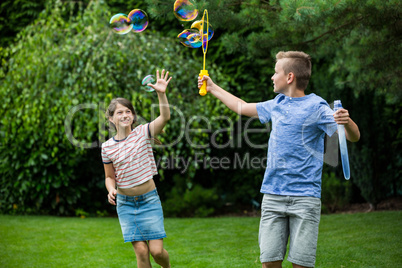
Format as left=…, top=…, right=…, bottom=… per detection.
left=198, top=51, right=360, bottom=268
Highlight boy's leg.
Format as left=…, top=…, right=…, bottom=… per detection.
left=148, top=239, right=170, bottom=268
left=262, top=260, right=282, bottom=268
left=261, top=258, right=311, bottom=268
left=132, top=241, right=152, bottom=268
left=259, top=194, right=290, bottom=266
left=292, top=264, right=310, bottom=268
left=262, top=261, right=309, bottom=268
left=287, top=196, right=321, bottom=268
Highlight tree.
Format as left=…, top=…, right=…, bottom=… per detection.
left=0, top=0, right=47, bottom=48
left=145, top=0, right=402, bottom=207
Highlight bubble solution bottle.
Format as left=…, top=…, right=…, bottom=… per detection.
left=334, top=100, right=350, bottom=180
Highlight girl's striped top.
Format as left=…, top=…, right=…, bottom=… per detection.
left=101, top=124, right=157, bottom=189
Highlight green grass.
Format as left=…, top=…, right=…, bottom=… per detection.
left=0, top=211, right=401, bottom=267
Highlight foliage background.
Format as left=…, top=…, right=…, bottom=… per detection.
left=0, top=0, right=401, bottom=216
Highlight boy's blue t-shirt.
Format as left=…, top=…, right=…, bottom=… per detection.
left=256, top=93, right=338, bottom=198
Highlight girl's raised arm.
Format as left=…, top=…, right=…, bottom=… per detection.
left=147, top=69, right=172, bottom=137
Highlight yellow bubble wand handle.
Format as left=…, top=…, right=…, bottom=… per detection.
left=199, top=10, right=209, bottom=96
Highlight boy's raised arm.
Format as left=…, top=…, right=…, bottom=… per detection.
left=198, top=75, right=258, bottom=117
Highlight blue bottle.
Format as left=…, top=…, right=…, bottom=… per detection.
left=334, top=100, right=350, bottom=180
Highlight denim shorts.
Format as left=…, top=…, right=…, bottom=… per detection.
left=259, top=194, right=321, bottom=267
left=116, top=189, right=167, bottom=242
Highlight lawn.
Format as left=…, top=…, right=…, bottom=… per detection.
left=0, top=211, right=401, bottom=267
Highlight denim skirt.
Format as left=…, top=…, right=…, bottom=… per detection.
left=116, top=189, right=167, bottom=242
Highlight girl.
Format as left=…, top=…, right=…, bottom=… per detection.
left=102, top=70, right=172, bottom=268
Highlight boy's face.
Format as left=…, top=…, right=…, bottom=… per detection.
left=271, top=59, right=288, bottom=93
left=109, top=103, right=134, bottom=131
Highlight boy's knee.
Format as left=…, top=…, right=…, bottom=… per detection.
left=262, top=260, right=282, bottom=268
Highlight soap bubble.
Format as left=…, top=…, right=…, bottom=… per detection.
left=177, top=29, right=202, bottom=48
left=191, top=20, right=214, bottom=41
left=128, top=9, right=149, bottom=33
left=141, top=75, right=155, bottom=92
left=110, top=13, right=133, bottom=35
left=173, top=0, right=199, bottom=21
left=202, top=33, right=209, bottom=51
left=177, top=20, right=214, bottom=48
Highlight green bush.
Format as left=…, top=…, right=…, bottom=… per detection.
left=163, top=175, right=220, bottom=217
left=321, top=172, right=352, bottom=213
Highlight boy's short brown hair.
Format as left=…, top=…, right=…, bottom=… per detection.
left=276, top=51, right=311, bottom=90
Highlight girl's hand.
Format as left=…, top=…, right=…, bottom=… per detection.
left=333, top=108, right=350, bottom=125
left=108, top=189, right=117, bottom=206
left=147, top=69, right=172, bottom=93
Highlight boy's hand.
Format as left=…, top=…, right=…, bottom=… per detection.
left=148, top=69, right=172, bottom=93
left=198, top=75, right=215, bottom=93
left=333, top=108, right=350, bottom=125
left=108, top=189, right=117, bottom=206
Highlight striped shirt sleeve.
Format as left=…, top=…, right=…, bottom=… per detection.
left=101, top=145, right=112, bottom=164
left=138, top=123, right=152, bottom=139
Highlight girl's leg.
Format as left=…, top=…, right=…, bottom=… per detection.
left=132, top=241, right=152, bottom=268
left=148, top=239, right=170, bottom=268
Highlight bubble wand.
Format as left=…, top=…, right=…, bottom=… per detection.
left=199, top=10, right=209, bottom=96
left=334, top=100, right=350, bottom=180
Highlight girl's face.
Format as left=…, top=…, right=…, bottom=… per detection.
left=109, top=103, right=134, bottom=131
